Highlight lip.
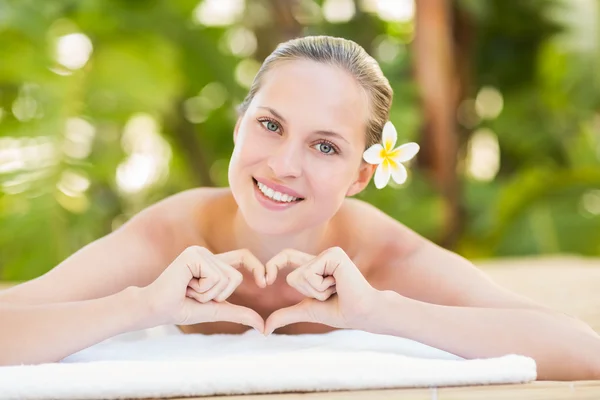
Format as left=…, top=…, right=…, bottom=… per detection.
left=252, top=179, right=303, bottom=211
left=253, top=177, right=304, bottom=199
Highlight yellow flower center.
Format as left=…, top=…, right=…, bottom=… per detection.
left=378, top=147, right=387, bottom=159
left=379, top=146, right=401, bottom=162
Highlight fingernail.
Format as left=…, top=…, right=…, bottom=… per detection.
left=263, top=275, right=267, bottom=286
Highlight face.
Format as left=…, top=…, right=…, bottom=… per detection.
left=228, top=59, right=373, bottom=235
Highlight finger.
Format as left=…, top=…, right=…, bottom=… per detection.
left=186, top=287, right=201, bottom=301
left=285, top=270, right=313, bottom=297
left=287, top=276, right=314, bottom=299
left=208, top=301, right=265, bottom=332
left=239, top=250, right=267, bottom=288
left=316, top=285, right=337, bottom=301
left=311, top=247, right=368, bottom=289
left=217, top=249, right=267, bottom=288
left=265, top=259, right=279, bottom=286
left=264, top=298, right=320, bottom=335
left=286, top=269, right=332, bottom=301
left=188, top=275, right=219, bottom=294
left=195, top=263, right=229, bottom=302
left=265, top=252, right=292, bottom=286
left=185, top=287, right=205, bottom=303
left=214, top=266, right=243, bottom=302
left=165, top=246, right=212, bottom=288
left=197, top=277, right=228, bottom=302
left=306, top=274, right=336, bottom=292
left=265, top=249, right=314, bottom=285
left=188, top=278, right=201, bottom=292
left=296, top=276, right=335, bottom=301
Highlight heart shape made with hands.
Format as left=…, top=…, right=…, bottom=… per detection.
left=209, top=247, right=378, bottom=335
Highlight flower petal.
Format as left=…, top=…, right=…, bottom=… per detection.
left=373, top=160, right=391, bottom=189
left=362, top=143, right=385, bottom=164
left=391, top=142, right=420, bottom=163
left=390, top=161, right=408, bottom=185
left=382, top=121, right=397, bottom=151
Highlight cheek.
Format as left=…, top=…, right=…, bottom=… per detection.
left=233, top=128, right=272, bottom=165
left=307, top=161, right=355, bottom=196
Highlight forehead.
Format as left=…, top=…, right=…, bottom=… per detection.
left=251, top=59, right=369, bottom=144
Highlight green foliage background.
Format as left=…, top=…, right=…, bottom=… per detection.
left=0, top=0, right=599, bottom=281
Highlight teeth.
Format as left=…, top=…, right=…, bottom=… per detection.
left=256, top=181, right=299, bottom=203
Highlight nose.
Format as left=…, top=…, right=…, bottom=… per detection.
left=267, top=137, right=302, bottom=179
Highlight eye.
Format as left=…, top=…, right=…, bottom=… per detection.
left=314, top=141, right=339, bottom=155
left=258, top=118, right=281, bottom=133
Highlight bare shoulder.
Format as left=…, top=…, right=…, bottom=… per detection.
left=0, top=187, right=232, bottom=305
left=126, top=187, right=228, bottom=227
left=335, top=198, right=425, bottom=270
left=132, top=187, right=227, bottom=222
left=122, top=186, right=231, bottom=250
left=341, top=199, right=556, bottom=311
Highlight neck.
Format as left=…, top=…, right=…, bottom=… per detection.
left=232, top=210, right=332, bottom=263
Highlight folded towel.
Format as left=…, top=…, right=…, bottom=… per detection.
left=0, top=328, right=537, bottom=399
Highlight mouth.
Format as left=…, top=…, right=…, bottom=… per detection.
left=252, top=177, right=305, bottom=205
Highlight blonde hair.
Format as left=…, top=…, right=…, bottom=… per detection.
left=237, top=36, right=393, bottom=149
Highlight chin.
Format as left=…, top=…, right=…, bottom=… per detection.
left=244, top=204, right=334, bottom=237
left=230, top=173, right=338, bottom=235
left=238, top=198, right=324, bottom=237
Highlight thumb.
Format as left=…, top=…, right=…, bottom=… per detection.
left=185, top=298, right=265, bottom=332
left=264, top=298, right=323, bottom=335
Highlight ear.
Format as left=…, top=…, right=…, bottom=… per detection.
left=346, top=162, right=376, bottom=197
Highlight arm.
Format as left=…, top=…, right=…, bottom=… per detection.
left=0, top=245, right=266, bottom=366
left=259, top=245, right=600, bottom=380
left=0, top=286, right=153, bottom=365
left=0, top=189, right=195, bottom=363
left=0, top=189, right=203, bottom=305
left=370, top=290, right=600, bottom=380
left=370, top=237, right=599, bottom=335
left=367, top=231, right=600, bottom=380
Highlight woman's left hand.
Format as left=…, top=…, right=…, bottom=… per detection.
left=264, top=247, right=381, bottom=334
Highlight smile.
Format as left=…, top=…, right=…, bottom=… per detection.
left=252, top=178, right=304, bottom=210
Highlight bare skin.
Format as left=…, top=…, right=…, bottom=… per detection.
left=0, top=186, right=411, bottom=340
left=2, top=58, right=600, bottom=379
left=179, top=187, right=401, bottom=335
left=3, top=184, right=599, bottom=377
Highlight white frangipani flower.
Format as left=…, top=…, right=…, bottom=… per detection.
left=363, top=121, right=419, bottom=189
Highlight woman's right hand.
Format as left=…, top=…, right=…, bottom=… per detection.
left=142, top=246, right=265, bottom=332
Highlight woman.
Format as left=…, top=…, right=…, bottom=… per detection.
left=1, top=36, right=599, bottom=380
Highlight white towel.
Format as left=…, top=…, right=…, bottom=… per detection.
left=0, top=328, right=536, bottom=399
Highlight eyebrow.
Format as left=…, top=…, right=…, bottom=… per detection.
left=258, top=106, right=350, bottom=144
